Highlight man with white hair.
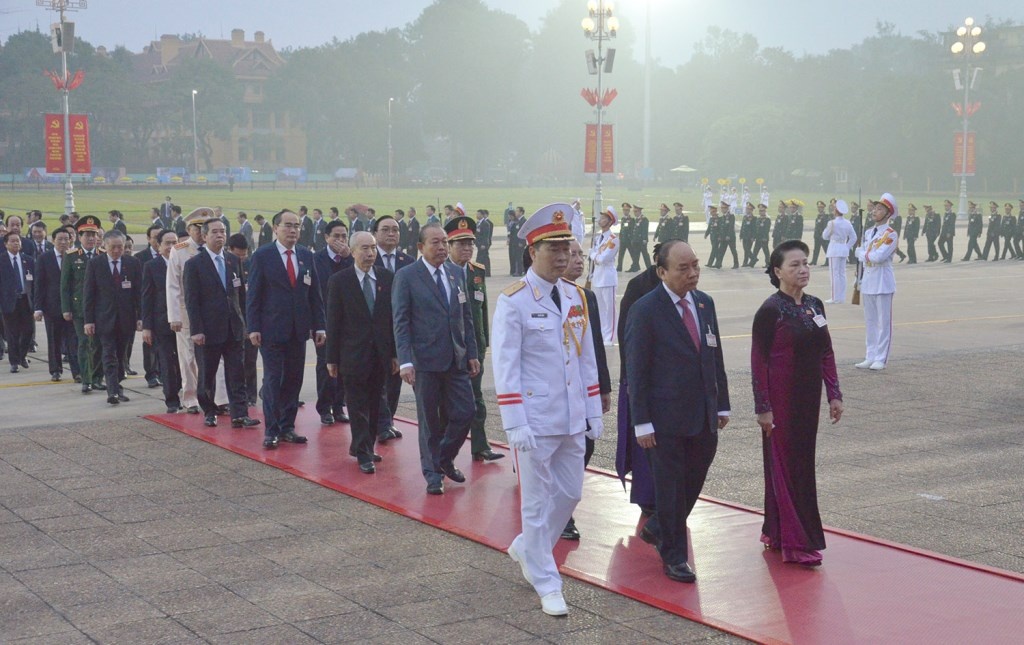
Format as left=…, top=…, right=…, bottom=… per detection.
left=821, top=200, right=856, bottom=304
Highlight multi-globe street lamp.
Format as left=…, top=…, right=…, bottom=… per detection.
left=191, top=89, right=199, bottom=179
left=951, top=17, right=985, bottom=218
left=582, top=0, right=619, bottom=224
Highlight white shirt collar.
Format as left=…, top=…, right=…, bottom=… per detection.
left=420, top=256, right=445, bottom=276
left=205, top=246, right=224, bottom=262
left=662, top=282, right=695, bottom=308
left=354, top=265, right=376, bottom=282
left=275, top=240, right=296, bottom=255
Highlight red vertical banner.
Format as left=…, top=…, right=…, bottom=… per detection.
left=44, top=113, right=64, bottom=173
left=69, top=114, right=91, bottom=173
left=953, top=132, right=976, bottom=176
left=584, top=124, right=614, bottom=174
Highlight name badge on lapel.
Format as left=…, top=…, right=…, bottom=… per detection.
left=474, top=291, right=484, bottom=302
left=705, top=325, right=718, bottom=348
left=457, top=288, right=467, bottom=304
left=121, top=280, right=132, bottom=289
left=303, top=272, right=312, bottom=286
left=232, top=276, right=242, bottom=288
left=25, top=272, right=33, bottom=282
left=813, top=314, right=827, bottom=327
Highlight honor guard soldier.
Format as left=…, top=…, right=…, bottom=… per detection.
left=654, top=203, right=674, bottom=244
left=588, top=205, right=620, bottom=344
left=444, top=215, right=503, bottom=462
left=890, top=207, right=907, bottom=262
left=982, top=200, right=1002, bottom=260
left=1016, top=200, right=1024, bottom=259
left=787, top=200, right=804, bottom=241
left=475, top=208, right=493, bottom=276
left=739, top=202, right=756, bottom=267
left=704, top=204, right=722, bottom=268
left=751, top=204, right=772, bottom=267
left=1000, top=203, right=1018, bottom=260
left=923, top=204, right=941, bottom=261
left=855, top=193, right=899, bottom=371
left=630, top=204, right=652, bottom=271
left=61, top=215, right=105, bottom=392
left=904, top=204, right=921, bottom=264
left=718, top=201, right=739, bottom=269
left=938, top=200, right=956, bottom=262
left=493, top=202, right=603, bottom=617
left=962, top=202, right=983, bottom=260
left=616, top=203, right=634, bottom=272
left=671, top=202, right=690, bottom=243
left=811, top=201, right=829, bottom=265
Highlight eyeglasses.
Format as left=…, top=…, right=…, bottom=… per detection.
left=278, top=223, right=301, bottom=230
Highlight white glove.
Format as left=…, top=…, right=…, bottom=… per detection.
left=505, top=425, right=536, bottom=452
left=585, top=417, right=604, bottom=441
left=855, top=247, right=866, bottom=262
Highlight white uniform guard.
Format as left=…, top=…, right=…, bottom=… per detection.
left=854, top=193, right=899, bottom=370
left=492, top=202, right=603, bottom=617
left=821, top=199, right=857, bottom=304
left=588, top=206, right=619, bottom=344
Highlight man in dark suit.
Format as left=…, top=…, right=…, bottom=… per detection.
left=254, top=214, right=273, bottom=248
left=170, top=205, right=186, bottom=237
left=2, top=232, right=35, bottom=372
left=184, top=219, right=259, bottom=429
left=215, top=206, right=231, bottom=237
left=405, top=207, right=420, bottom=258
left=475, top=209, right=493, bottom=276
left=108, top=210, right=128, bottom=236
left=83, top=231, right=142, bottom=404
left=312, top=220, right=353, bottom=426
left=142, top=230, right=183, bottom=412
left=134, top=224, right=163, bottom=388
left=297, top=205, right=315, bottom=248
left=247, top=209, right=326, bottom=449
left=226, top=233, right=258, bottom=406
left=372, top=215, right=413, bottom=441
left=32, top=227, right=76, bottom=380
left=392, top=223, right=479, bottom=495
left=159, top=196, right=175, bottom=228
left=624, top=240, right=730, bottom=584
left=24, top=221, right=53, bottom=259
left=236, top=212, right=254, bottom=250
left=311, top=209, right=327, bottom=252
left=325, top=231, right=397, bottom=473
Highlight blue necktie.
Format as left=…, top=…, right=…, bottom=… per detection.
left=12, top=256, right=23, bottom=294
left=215, top=254, right=226, bottom=289
left=435, top=269, right=449, bottom=311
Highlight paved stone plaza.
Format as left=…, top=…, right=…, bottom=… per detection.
left=1, top=231, right=1021, bottom=643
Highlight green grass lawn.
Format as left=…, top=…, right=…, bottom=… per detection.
left=0, top=184, right=989, bottom=234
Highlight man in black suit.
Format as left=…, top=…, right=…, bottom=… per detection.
left=475, top=209, right=493, bottom=276
left=372, top=214, right=413, bottom=441
left=2, top=232, right=35, bottom=372
left=392, top=223, right=479, bottom=495
left=312, top=220, right=353, bottom=426
left=326, top=231, right=397, bottom=473
left=171, top=205, right=187, bottom=237
left=108, top=210, right=128, bottom=236
left=24, top=221, right=53, bottom=259
left=247, top=209, right=326, bottom=449
left=297, top=205, right=315, bottom=248
left=254, top=214, right=273, bottom=248
left=311, top=209, right=327, bottom=252
left=83, top=230, right=142, bottom=404
left=134, top=224, right=163, bottom=388
left=226, top=233, right=258, bottom=406
left=184, top=219, right=259, bottom=429
left=142, top=230, right=183, bottom=412
left=405, top=207, right=420, bottom=258
left=215, top=206, right=231, bottom=237
left=159, top=196, right=175, bottom=228
left=624, top=240, right=729, bottom=584
left=236, top=211, right=254, bottom=250
left=32, top=227, right=76, bottom=380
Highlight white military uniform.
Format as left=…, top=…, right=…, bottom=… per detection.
left=588, top=227, right=619, bottom=344
left=493, top=269, right=602, bottom=600
left=822, top=210, right=857, bottom=303
left=166, top=236, right=227, bottom=409
left=855, top=206, right=898, bottom=368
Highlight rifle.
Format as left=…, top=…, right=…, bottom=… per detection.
left=852, top=189, right=863, bottom=305
left=584, top=208, right=597, bottom=290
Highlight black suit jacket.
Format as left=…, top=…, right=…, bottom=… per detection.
left=183, top=250, right=244, bottom=345
left=372, top=248, right=414, bottom=274
left=583, top=287, right=611, bottom=395
left=32, top=249, right=63, bottom=318
left=625, top=286, right=729, bottom=437
left=325, top=268, right=396, bottom=375
left=257, top=222, right=273, bottom=247
left=141, top=257, right=172, bottom=336
left=298, top=216, right=315, bottom=248
left=1, top=252, right=34, bottom=314
left=134, top=247, right=159, bottom=267
left=313, top=248, right=355, bottom=303
left=113, top=219, right=128, bottom=235
left=23, top=239, right=53, bottom=259
left=83, top=254, right=141, bottom=335
left=616, top=266, right=661, bottom=373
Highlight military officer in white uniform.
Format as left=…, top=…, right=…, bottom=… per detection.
left=493, top=203, right=604, bottom=617
left=166, top=208, right=229, bottom=413
left=821, top=199, right=857, bottom=304
left=854, top=193, right=899, bottom=371
left=587, top=206, right=619, bottom=344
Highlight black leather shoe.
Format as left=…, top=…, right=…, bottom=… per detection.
left=320, top=413, right=335, bottom=426
left=441, top=465, right=465, bottom=483
left=92, top=382, right=106, bottom=391
left=426, top=481, right=444, bottom=495
left=147, top=378, right=161, bottom=389
left=359, top=462, right=375, bottom=474
left=51, top=374, right=61, bottom=382
left=186, top=405, right=200, bottom=414
left=81, top=383, right=92, bottom=393
left=166, top=405, right=182, bottom=414
left=107, top=395, right=119, bottom=405
left=215, top=405, right=230, bottom=416
left=263, top=437, right=279, bottom=449
left=10, top=366, right=18, bottom=373
left=473, top=450, right=505, bottom=462
left=639, top=524, right=660, bottom=547
left=125, top=367, right=138, bottom=376
left=371, top=453, right=382, bottom=463
left=204, top=414, right=218, bottom=427
left=333, top=411, right=349, bottom=423
left=378, top=427, right=401, bottom=442
left=20, top=359, right=29, bottom=369
left=663, top=562, right=696, bottom=583
left=561, top=518, right=580, bottom=541
left=279, top=431, right=307, bottom=444
left=117, top=393, right=130, bottom=402
left=73, top=375, right=82, bottom=383
left=231, top=416, right=261, bottom=428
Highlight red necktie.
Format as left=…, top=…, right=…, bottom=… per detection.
left=285, top=249, right=296, bottom=287
left=680, top=299, right=700, bottom=352
left=112, top=260, right=121, bottom=284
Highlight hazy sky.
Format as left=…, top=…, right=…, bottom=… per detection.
left=4, top=1, right=1021, bottom=65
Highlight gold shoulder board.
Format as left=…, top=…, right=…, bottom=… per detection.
left=174, top=241, right=190, bottom=249
left=502, top=280, right=526, bottom=297
left=469, top=260, right=485, bottom=271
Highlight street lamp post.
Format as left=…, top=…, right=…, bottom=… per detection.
left=191, top=89, right=199, bottom=179
left=388, top=97, right=394, bottom=189
left=951, top=17, right=985, bottom=218
left=582, top=1, right=619, bottom=225
left=642, top=1, right=652, bottom=181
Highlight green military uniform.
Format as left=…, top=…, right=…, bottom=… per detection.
left=1000, top=206, right=1018, bottom=260
left=61, top=246, right=104, bottom=390
left=963, top=204, right=983, bottom=261
left=466, top=260, right=492, bottom=456
left=752, top=209, right=772, bottom=267
left=616, top=210, right=634, bottom=271
left=904, top=206, right=921, bottom=264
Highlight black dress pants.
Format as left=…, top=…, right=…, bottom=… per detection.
left=344, top=358, right=387, bottom=465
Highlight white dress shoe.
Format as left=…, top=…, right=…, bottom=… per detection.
left=869, top=361, right=886, bottom=370
left=854, top=360, right=873, bottom=369
left=540, top=591, right=568, bottom=616
left=508, top=541, right=532, bottom=585
left=823, top=299, right=837, bottom=304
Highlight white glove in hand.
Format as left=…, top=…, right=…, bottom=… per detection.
left=585, top=417, right=604, bottom=441
left=506, top=425, right=537, bottom=452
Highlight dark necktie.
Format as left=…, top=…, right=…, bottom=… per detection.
left=12, top=256, right=23, bottom=294
left=385, top=254, right=394, bottom=272
left=362, top=274, right=375, bottom=313
left=112, top=260, right=121, bottom=284
left=435, top=269, right=449, bottom=311
left=550, top=285, right=561, bottom=312
left=680, top=299, right=700, bottom=352
left=333, top=254, right=341, bottom=264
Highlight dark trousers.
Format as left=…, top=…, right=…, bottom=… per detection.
left=476, top=247, right=491, bottom=276
left=153, top=332, right=182, bottom=408
left=413, top=366, right=475, bottom=484
left=939, top=236, right=954, bottom=262
left=925, top=235, right=938, bottom=260
left=705, top=237, right=721, bottom=267
left=42, top=314, right=74, bottom=376
left=906, top=237, right=918, bottom=263
left=259, top=339, right=306, bottom=438
left=741, top=238, right=754, bottom=266
left=751, top=239, right=770, bottom=267
left=1001, top=235, right=1017, bottom=259
left=314, top=343, right=345, bottom=416
left=810, top=237, right=824, bottom=264
left=469, top=357, right=491, bottom=454
left=982, top=235, right=1000, bottom=260
left=629, top=241, right=651, bottom=271
left=377, top=371, right=402, bottom=434
left=196, top=339, right=247, bottom=418
left=2, top=296, right=33, bottom=366
left=243, top=337, right=258, bottom=404
left=717, top=237, right=738, bottom=268
left=644, top=426, right=718, bottom=566
left=616, top=239, right=629, bottom=271
left=99, top=328, right=131, bottom=395
left=73, top=316, right=102, bottom=385
left=124, top=335, right=155, bottom=377
left=343, top=359, right=386, bottom=465
left=509, top=244, right=524, bottom=276
left=962, top=235, right=982, bottom=260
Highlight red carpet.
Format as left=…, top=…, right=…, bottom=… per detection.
left=146, top=410, right=1024, bottom=644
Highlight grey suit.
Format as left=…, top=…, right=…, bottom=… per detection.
left=392, top=258, right=478, bottom=485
